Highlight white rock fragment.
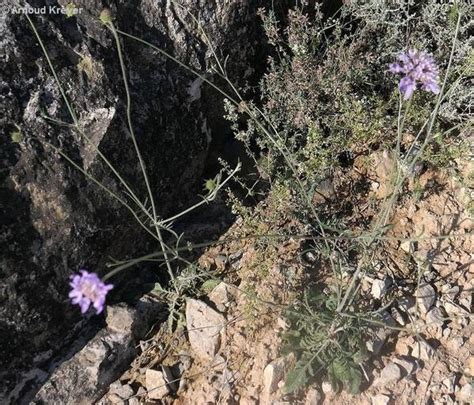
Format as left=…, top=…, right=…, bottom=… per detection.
left=371, top=277, right=392, bottom=299
left=426, top=307, right=445, bottom=327
left=457, top=383, right=474, bottom=403
left=321, top=381, right=333, bottom=394
left=390, top=307, right=406, bottom=326
left=441, top=284, right=459, bottom=301
left=393, top=357, right=416, bottom=376
left=305, top=388, right=322, bottom=404
left=444, top=301, right=469, bottom=317
left=106, top=304, right=136, bottom=334
left=447, top=337, right=464, bottom=351
left=400, top=240, right=414, bottom=253
left=416, top=283, right=436, bottom=314
left=375, top=362, right=402, bottom=386
left=109, top=382, right=134, bottom=399
left=441, top=375, right=456, bottom=393
left=208, top=282, right=230, bottom=312
left=145, top=367, right=174, bottom=400
left=412, top=340, right=435, bottom=361
left=186, top=298, right=225, bottom=361
left=262, top=356, right=292, bottom=401
left=371, top=394, right=391, bottom=405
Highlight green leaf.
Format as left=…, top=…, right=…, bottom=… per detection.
left=11, top=129, right=22, bottom=143
left=284, top=363, right=310, bottom=394
left=200, top=279, right=221, bottom=293
left=346, top=366, right=362, bottom=395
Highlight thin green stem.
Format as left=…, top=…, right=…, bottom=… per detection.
left=106, top=22, right=176, bottom=282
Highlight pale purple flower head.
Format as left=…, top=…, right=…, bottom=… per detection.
left=69, top=270, right=113, bottom=314
left=389, top=49, right=440, bottom=100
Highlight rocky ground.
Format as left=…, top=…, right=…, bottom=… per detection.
left=91, top=150, right=471, bottom=404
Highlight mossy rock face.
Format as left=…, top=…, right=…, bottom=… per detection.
left=0, top=0, right=277, bottom=399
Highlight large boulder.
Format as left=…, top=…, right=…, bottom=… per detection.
left=0, top=0, right=274, bottom=399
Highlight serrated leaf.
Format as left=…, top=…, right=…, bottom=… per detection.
left=284, top=363, right=310, bottom=394
left=346, top=366, right=362, bottom=395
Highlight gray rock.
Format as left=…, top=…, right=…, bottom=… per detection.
left=371, top=394, right=391, bottom=405
left=109, top=381, right=134, bottom=399
left=400, top=240, right=414, bottom=253
left=262, top=357, right=290, bottom=398
left=416, top=283, right=436, bottom=314
left=371, top=277, right=392, bottom=299
left=393, top=357, right=416, bottom=376
left=441, top=375, right=456, bottom=393
left=186, top=298, right=225, bottom=361
left=146, top=368, right=172, bottom=400
left=412, top=340, right=435, bottom=361
left=457, top=383, right=474, bottom=403
left=208, top=282, right=231, bottom=312
left=444, top=302, right=469, bottom=318
left=366, top=311, right=397, bottom=355
left=375, top=362, right=402, bottom=386
left=33, top=297, right=163, bottom=404
left=426, top=307, right=446, bottom=327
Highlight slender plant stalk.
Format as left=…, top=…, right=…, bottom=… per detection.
left=105, top=21, right=176, bottom=282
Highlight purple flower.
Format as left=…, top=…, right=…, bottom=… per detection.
left=69, top=270, right=113, bottom=314
left=389, top=49, right=440, bottom=100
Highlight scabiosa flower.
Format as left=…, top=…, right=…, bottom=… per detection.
left=69, top=270, right=113, bottom=314
left=389, top=49, right=440, bottom=100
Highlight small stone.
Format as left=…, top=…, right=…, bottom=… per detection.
left=457, top=383, right=474, bottom=403
left=426, top=307, right=445, bottom=327
left=186, top=299, right=225, bottom=361
left=371, top=277, right=392, bottom=299
left=447, top=336, right=464, bottom=351
left=395, top=336, right=414, bottom=356
left=412, top=340, right=435, bottom=361
left=371, top=394, right=390, bottom=405
left=393, top=357, right=416, bottom=376
left=442, top=327, right=451, bottom=339
left=444, top=302, right=469, bottom=317
left=305, top=388, right=322, bottom=405
left=375, top=363, right=402, bottom=386
left=145, top=368, right=172, bottom=400
left=321, top=381, right=332, bottom=394
left=106, top=304, right=136, bottom=334
left=208, top=282, right=231, bottom=312
left=214, top=254, right=227, bottom=270
left=112, top=383, right=134, bottom=399
left=262, top=356, right=292, bottom=400
left=459, top=292, right=472, bottom=309
left=367, top=311, right=397, bottom=355
left=441, top=284, right=460, bottom=300
left=416, top=283, right=436, bottom=314
left=108, top=393, right=124, bottom=404
left=441, top=375, right=456, bottom=393
left=467, top=356, right=474, bottom=377
left=400, top=240, right=414, bottom=253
